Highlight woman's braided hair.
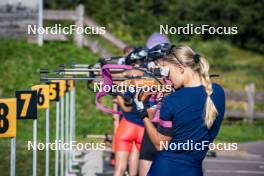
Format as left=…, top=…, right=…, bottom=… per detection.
left=164, top=45, right=218, bottom=129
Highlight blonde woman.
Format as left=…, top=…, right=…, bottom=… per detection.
left=137, top=45, right=225, bottom=176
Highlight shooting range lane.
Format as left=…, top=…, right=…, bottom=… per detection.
left=204, top=155, right=264, bottom=176
left=203, top=141, right=264, bottom=176
left=76, top=141, right=264, bottom=176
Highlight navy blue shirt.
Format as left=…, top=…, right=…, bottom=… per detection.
left=148, top=83, right=225, bottom=176
left=121, top=91, right=144, bottom=126
left=122, top=103, right=144, bottom=126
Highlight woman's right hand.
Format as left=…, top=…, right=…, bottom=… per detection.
left=156, top=92, right=164, bottom=102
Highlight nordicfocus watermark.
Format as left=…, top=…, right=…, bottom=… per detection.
left=160, top=140, right=238, bottom=151
left=93, top=82, right=173, bottom=93
left=27, top=140, right=106, bottom=151
left=28, top=24, right=106, bottom=35
left=160, top=24, right=238, bottom=35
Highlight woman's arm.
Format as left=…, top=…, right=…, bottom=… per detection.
left=113, top=95, right=132, bottom=112
left=143, top=118, right=172, bottom=150
left=111, top=69, right=144, bottom=78
left=147, top=108, right=156, bottom=120
left=112, top=101, right=120, bottom=133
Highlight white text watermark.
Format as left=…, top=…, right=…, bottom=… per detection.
left=28, top=24, right=106, bottom=35
left=27, top=140, right=106, bottom=151
left=160, top=140, right=238, bottom=151
left=93, top=82, right=173, bottom=93
left=160, top=24, right=238, bottom=35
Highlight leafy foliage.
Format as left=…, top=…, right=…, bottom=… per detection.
left=44, top=0, right=264, bottom=53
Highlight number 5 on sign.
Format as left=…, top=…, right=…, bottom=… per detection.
left=0, top=98, right=17, bottom=138
left=47, top=82, right=60, bottom=101
left=16, top=91, right=37, bottom=120
left=32, top=85, right=50, bottom=109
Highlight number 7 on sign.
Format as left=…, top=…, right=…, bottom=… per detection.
left=16, top=91, right=37, bottom=120
left=20, top=94, right=31, bottom=117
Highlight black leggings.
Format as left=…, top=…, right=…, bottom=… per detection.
left=139, top=122, right=159, bottom=161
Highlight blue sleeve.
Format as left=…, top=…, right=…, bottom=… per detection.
left=208, top=83, right=226, bottom=140
left=157, top=96, right=174, bottom=136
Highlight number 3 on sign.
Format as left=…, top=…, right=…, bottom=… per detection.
left=52, top=80, right=66, bottom=97
left=32, top=85, right=50, bottom=109
left=0, top=98, right=16, bottom=138
left=66, top=80, right=75, bottom=92
left=16, top=91, right=37, bottom=120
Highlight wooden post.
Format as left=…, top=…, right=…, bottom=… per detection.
left=245, top=83, right=255, bottom=125
left=74, top=5, right=84, bottom=47
left=84, top=16, right=128, bottom=49
left=37, top=0, right=43, bottom=46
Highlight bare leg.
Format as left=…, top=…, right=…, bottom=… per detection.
left=139, top=159, right=152, bottom=176
left=129, top=143, right=140, bottom=176
left=112, top=102, right=120, bottom=151
left=114, top=151, right=129, bottom=176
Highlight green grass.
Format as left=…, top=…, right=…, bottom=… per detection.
left=0, top=39, right=113, bottom=136
left=216, top=120, right=264, bottom=142
left=0, top=39, right=113, bottom=176
left=0, top=139, right=53, bottom=176
left=0, top=38, right=263, bottom=176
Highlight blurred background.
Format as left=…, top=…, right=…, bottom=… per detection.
left=0, top=0, right=263, bottom=175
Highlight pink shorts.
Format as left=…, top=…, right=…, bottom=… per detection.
left=114, top=117, right=144, bottom=152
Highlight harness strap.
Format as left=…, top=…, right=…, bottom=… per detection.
left=95, top=64, right=133, bottom=115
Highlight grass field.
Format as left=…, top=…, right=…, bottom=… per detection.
left=0, top=38, right=263, bottom=175
left=0, top=39, right=113, bottom=176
